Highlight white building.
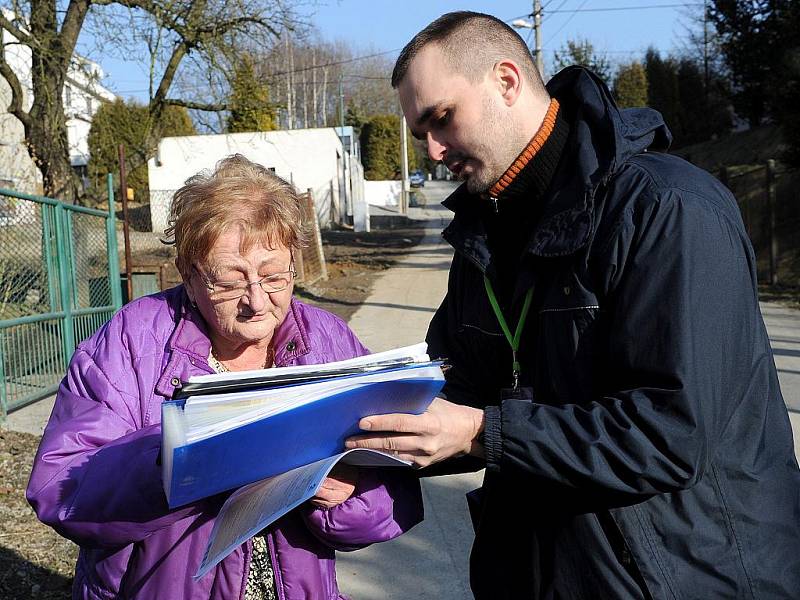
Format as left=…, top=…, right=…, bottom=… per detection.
left=148, top=127, right=368, bottom=233
left=63, top=56, right=117, bottom=179
left=0, top=10, right=116, bottom=196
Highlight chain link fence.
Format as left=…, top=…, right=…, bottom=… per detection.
left=0, top=184, right=121, bottom=416
left=116, top=201, right=153, bottom=232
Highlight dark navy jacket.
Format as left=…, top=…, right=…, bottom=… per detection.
left=427, top=67, right=800, bottom=599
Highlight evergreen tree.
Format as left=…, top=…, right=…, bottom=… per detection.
left=226, top=56, right=277, bottom=133
left=553, top=38, right=613, bottom=83
left=359, top=115, right=416, bottom=180
left=645, top=49, right=682, bottom=139
left=88, top=99, right=195, bottom=204
left=641, top=49, right=732, bottom=149
left=708, top=0, right=777, bottom=127
left=675, top=58, right=732, bottom=147
left=613, top=62, right=648, bottom=108
left=344, top=102, right=369, bottom=136
left=709, top=0, right=799, bottom=162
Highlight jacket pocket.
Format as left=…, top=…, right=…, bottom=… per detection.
left=599, top=510, right=653, bottom=600
left=536, top=305, right=602, bottom=404
left=453, top=320, right=510, bottom=401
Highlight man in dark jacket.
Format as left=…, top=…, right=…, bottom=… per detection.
left=346, top=11, right=800, bottom=599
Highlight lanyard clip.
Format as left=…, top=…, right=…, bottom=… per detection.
left=512, top=352, right=520, bottom=391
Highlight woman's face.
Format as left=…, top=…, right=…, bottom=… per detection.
left=185, top=228, right=294, bottom=352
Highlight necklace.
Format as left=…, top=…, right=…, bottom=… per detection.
left=208, top=348, right=274, bottom=373
left=208, top=351, right=229, bottom=373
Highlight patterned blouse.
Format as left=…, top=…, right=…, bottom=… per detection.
left=209, top=352, right=278, bottom=600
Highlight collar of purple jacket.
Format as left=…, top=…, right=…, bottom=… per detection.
left=155, top=288, right=313, bottom=397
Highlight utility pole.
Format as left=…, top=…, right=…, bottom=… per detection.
left=117, top=144, right=133, bottom=303
left=513, top=2, right=544, bottom=78
left=703, top=0, right=709, bottom=105
left=534, top=0, right=543, bottom=77
left=338, top=74, right=349, bottom=222
left=400, top=115, right=409, bottom=214
left=338, top=74, right=345, bottom=130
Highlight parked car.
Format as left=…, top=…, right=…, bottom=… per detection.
left=409, top=170, right=425, bottom=187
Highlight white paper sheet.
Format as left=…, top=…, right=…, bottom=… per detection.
left=196, top=448, right=410, bottom=578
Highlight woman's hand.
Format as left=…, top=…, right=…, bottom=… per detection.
left=309, top=464, right=359, bottom=509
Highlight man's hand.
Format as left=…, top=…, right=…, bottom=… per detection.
left=345, top=397, right=485, bottom=468
left=309, top=464, right=358, bottom=509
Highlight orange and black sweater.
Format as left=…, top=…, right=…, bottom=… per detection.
left=481, top=98, right=570, bottom=305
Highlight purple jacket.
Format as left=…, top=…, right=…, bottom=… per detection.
left=27, top=286, right=423, bottom=600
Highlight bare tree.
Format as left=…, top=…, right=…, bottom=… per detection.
left=0, top=0, right=296, bottom=202
left=343, top=49, right=398, bottom=118
left=257, top=32, right=397, bottom=131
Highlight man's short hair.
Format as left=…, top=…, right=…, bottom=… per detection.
left=391, top=11, right=545, bottom=94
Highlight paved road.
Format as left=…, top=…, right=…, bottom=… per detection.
left=763, top=303, right=800, bottom=458
left=340, top=182, right=482, bottom=600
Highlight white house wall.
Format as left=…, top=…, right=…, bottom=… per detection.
left=148, top=128, right=350, bottom=233
left=364, top=180, right=401, bottom=206
left=64, top=58, right=116, bottom=167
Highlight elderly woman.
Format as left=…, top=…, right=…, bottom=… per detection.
left=26, top=154, right=422, bottom=599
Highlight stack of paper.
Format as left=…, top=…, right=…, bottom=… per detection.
left=159, top=343, right=444, bottom=575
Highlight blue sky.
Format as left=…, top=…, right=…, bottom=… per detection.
left=95, top=0, right=706, bottom=101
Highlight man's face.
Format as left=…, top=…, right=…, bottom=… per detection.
left=399, top=44, right=516, bottom=194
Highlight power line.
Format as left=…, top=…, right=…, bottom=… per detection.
left=546, top=0, right=590, bottom=44
left=542, top=0, right=571, bottom=22
left=118, top=2, right=706, bottom=94
left=547, top=3, right=703, bottom=13
left=516, top=1, right=702, bottom=22
left=263, top=48, right=400, bottom=79
left=545, top=48, right=653, bottom=55
left=112, top=74, right=394, bottom=95
left=107, top=48, right=400, bottom=96
left=542, top=1, right=703, bottom=48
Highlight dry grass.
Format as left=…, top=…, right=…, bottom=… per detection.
left=0, top=430, right=76, bottom=599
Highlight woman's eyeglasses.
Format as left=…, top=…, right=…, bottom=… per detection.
left=202, top=266, right=296, bottom=300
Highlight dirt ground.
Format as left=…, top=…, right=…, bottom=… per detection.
left=0, top=226, right=425, bottom=600
left=294, top=228, right=426, bottom=321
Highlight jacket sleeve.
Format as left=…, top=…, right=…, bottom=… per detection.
left=483, top=180, right=765, bottom=503
left=299, top=469, right=423, bottom=551
left=26, top=320, right=215, bottom=549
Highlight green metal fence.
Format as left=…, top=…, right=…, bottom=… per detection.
left=0, top=175, right=122, bottom=417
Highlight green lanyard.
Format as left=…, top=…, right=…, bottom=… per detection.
left=483, top=275, right=534, bottom=390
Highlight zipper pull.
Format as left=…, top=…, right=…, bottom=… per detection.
left=490, top=196, right=499, bottom=213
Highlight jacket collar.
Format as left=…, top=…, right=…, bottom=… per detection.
left=442, top=66, right=671, bottom=266
left=271, top=299, right=311, bottom=366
